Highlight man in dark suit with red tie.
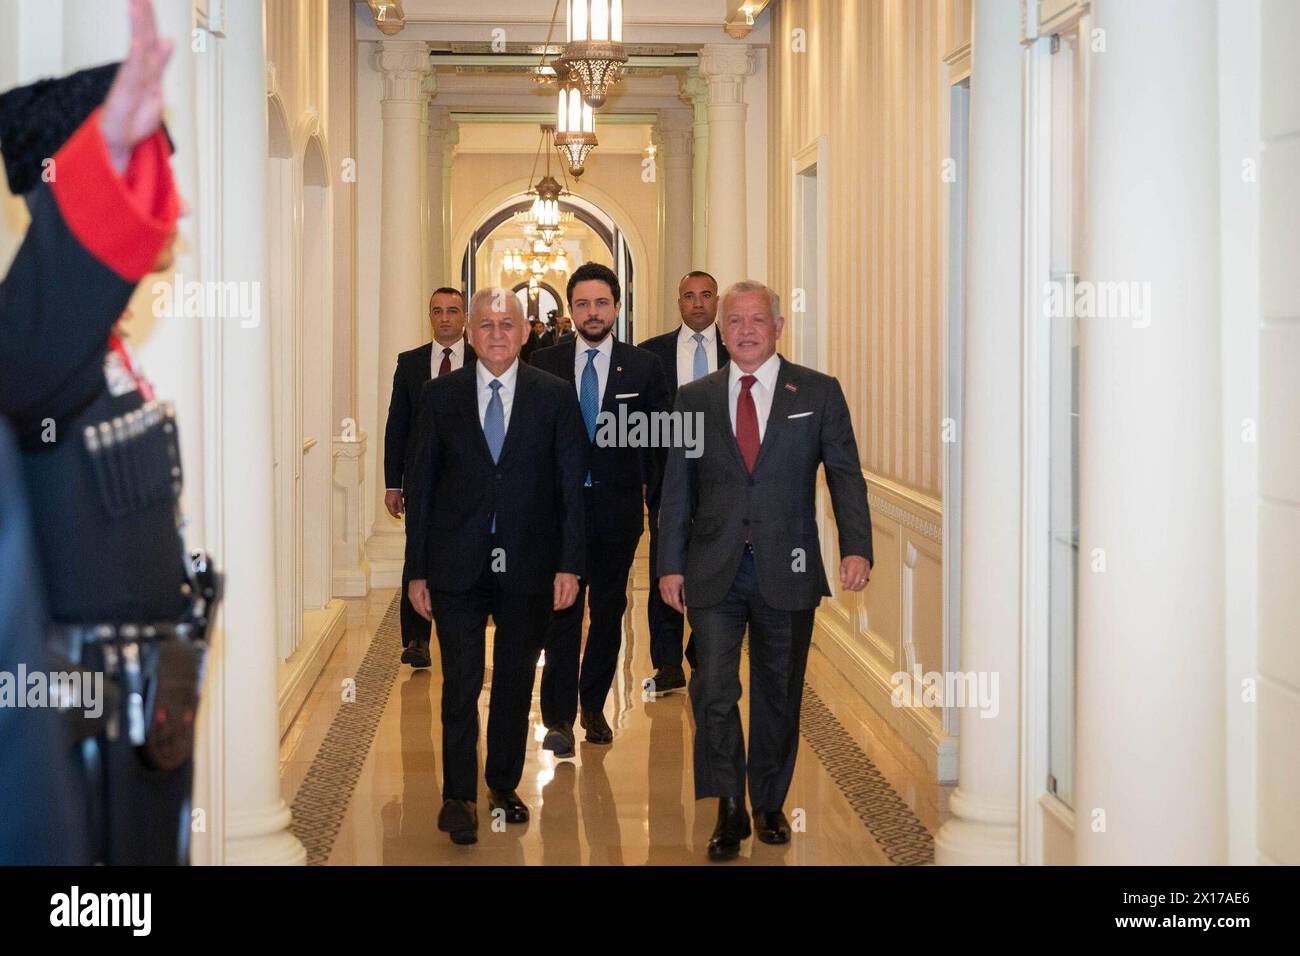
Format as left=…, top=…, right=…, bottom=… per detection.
left=404, top=289, right=588, bottom=845
left=637, top=271, right=729, bottom=694
left=658, top=281, right=873, bottom=861
left=383, top=287, right=475, bottom=667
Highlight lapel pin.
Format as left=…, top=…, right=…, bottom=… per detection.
left=616, top=366, right=623, bottom=372
left=784, top=382, right=798, bottom=393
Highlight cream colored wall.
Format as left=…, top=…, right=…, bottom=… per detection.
left=1257, top=0, right=1300, bottom=866
left=769, top=0, right=947, bottom=500
left=450, top=150, right=662, bottom=338
left=768, top=0, right=956, bottom=780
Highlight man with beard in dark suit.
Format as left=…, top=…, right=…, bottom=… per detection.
left=658, top=280, right=873, bottom=862
left=637, top=271, right=729, bottom=695
left=404, top=288, right=587, bottom=845
left=531, top=262, right=670, bottom=756
left=383, top=287, right=474, bottom=668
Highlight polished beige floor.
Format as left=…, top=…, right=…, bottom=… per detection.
left=280, top=545, right=949, bottom=865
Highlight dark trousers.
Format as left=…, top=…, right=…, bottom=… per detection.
left=647, top=502, right=696, bottom=671
left=686, top=548, right=815, bottom=813
left=430, top=555, right=551, bottom=801
left=400, top=560, right=432, bottom=648
left=540, top=523, right=641, bottom=728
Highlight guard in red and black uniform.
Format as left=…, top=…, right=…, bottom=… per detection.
left=0, top=0, right=217, bottom=865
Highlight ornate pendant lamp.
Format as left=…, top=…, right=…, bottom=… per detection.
left=557, top=0, right=627, bottom=109
left=555, top=82, right=597, bottom=177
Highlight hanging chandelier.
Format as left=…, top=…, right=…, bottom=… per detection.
left=555, top=82, right=597, bottom=177
left=557, top=1, right=627, bottom=109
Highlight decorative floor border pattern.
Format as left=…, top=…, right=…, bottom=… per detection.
left=288, top=594, right=935, bottom=866
left=796, top=680, right=936, bottom=865
left=288, top=593, right=403, bottom=865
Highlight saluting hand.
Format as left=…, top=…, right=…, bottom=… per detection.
left=840, top=555, right=871, bottom=592
left=659, top=574, right=686, bottom=614
left=553, top=573, right=579, bottom=611
left=101, top=0, right=173, bottom=174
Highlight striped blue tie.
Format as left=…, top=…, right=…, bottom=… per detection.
left=580, top=348, right=599, bottom=486
left=484, top=379, right=504, bottom=530
left=692, top=332, right=708, bottom=382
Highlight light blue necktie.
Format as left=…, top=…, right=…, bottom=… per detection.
left=692, top=332, right=708, bottom=382
left=580, top=348, right=599, bottom=486
left=484, top=379, right=504, bottom=530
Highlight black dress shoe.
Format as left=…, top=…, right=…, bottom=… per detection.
left=437, top=799, right=478, bottom=845
left=401, top=639, right=431, bottom=669
left=754, top=810, right=792, bottom=845
left=542, top=722, right=576, bottom=758
left=707, top=797, right=751, bottom=862
left=488, top=789, right=529, bottom=824
left=580, top=707, right=614, bottom=744
left=646, top=664, right=686, bottom=695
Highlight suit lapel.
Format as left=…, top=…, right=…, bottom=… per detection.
left=496, top=364, right=535, bottom=466
left=555, top=339, right=578, bottom=385
left=752, top=356, right=796, bottom=474
left=708, top=370, right=746, bottom=473
left=601, top=341, right=629, bottom=416
left=715, top=328, right=730, bottom=369
left=458, top=369, right=494, bottom=464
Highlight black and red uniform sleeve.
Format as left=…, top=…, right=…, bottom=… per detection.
left=0, top=108, right=178, bottom=438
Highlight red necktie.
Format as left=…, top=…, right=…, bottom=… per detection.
left=438, top=347, right=452, bottom=377
left=736, top=374, right=760, bottom=472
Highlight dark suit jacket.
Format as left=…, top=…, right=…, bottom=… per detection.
left=637, top=324, right=730, bottom=399
left=531, top=337, right=671, bottom=541
left=657, top=356, right=873, bottom=611
left=383, top=339, right=475, bottom=490
left=403, top=362, right=588, bottom=595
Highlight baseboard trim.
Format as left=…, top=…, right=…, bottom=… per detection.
left=278, top=600, right=348, bottom=740
left=814, top=609, right=957, bottom=784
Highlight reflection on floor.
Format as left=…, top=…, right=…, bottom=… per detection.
left=280, top=544, right=949, bottom=865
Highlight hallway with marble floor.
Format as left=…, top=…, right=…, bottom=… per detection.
left=280, top=538, right=949, bottom=866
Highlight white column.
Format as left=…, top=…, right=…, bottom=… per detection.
left=933, top=0, right=1022, bottom=866
left=681, top=68, right=711, bottom=270
left=426, top=105, right=451, bottom=290
left=1074, top=0, right=1225, bottom=865
left=657, top=108, right=694, bottom=331
left=215, top=0, right=304, bottom=866
left=369, top=41, right=430, bottom=569
left=442, top=122, right=459, bottom=287
left=698, top=44, right=753, bottom=290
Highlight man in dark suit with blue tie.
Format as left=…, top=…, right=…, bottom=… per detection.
left=383, top=287, right=475, bottom=668
left=638, top=271, right=729, bottom=694
left=658, top=281, right=873, bottom=861
left=531, top=263, right=670, bottom=757
left=404, top=288, right=588, bottom=845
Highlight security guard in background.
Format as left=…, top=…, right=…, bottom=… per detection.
left=0, top=0, right=217, bottom=865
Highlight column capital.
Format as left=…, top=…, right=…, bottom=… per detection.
left=376, top=40, right=430, bottom=102
left=698, top=43, right=754, bottom=106
left=680, top=67, right=709, bottom=109
left=655, top=108, right=694, bottom=162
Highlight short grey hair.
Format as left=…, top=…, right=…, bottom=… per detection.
left=720, top=280, right=781, bottom=319
left=468, top=287, right=525, bottom=322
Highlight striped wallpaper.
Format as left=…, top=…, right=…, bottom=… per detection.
left=768, top=0, right=958, bottom=500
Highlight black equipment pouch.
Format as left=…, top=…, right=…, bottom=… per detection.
left=140, top=638, right=204, bottom=771
left=139, top=550, right=221, bottom=771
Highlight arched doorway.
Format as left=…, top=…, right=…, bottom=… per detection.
left=460, top=194, right=638, bottom=342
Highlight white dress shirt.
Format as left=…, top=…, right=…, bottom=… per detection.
left=573, top=333, right=614, bottom=406
left=727, top=352, right=782, bottom=443
left=476, top=358, right=519, bottom=432
left=430, top=337, right=466, bottom=377
left=676, top=322, right=720, bottom=386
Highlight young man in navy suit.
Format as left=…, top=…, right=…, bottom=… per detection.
left=532, top=263, right=670, bottom=756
